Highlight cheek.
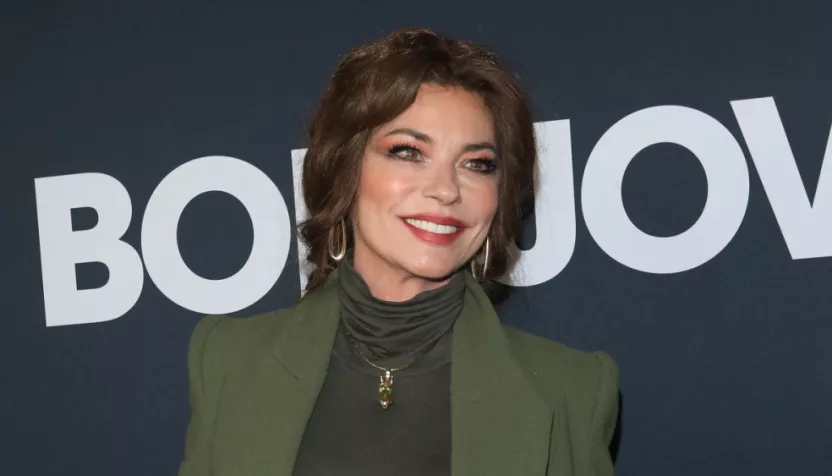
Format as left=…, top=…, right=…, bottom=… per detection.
left=357, top=159, right=384, bottom=206
left=356, top=159, right=405, bottom=212
left=468, top=182, right=500, bottom=225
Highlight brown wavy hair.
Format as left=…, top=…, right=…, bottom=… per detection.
left=299, top=27, right=537, bottom=295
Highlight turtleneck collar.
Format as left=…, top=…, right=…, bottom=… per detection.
left=336, top=251, right=466, bottom=372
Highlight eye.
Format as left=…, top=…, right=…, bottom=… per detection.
left=388, top=143, right=421, bottom=162
left=465, top=158, right=498, bottom=174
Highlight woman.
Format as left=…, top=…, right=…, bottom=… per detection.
left=178, top=27, right=619, bottom=476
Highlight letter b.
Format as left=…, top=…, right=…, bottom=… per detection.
left=34, top=173, right=144, bottom=327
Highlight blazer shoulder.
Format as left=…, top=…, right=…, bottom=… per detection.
left=188, top=306, right=297, bottom=373
left=502, top=325, right=619, bottom=405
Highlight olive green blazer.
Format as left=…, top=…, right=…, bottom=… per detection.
left=178, top=271, right=619, bottom=476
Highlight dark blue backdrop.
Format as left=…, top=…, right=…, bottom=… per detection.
left=3, top=1, right=831, bottom=475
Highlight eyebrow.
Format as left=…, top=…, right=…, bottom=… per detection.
left=384, top=128, right=497, bottom=153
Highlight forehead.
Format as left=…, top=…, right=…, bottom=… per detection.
left=380, top=84, right=495, bottom=142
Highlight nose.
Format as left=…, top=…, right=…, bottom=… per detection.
left=423, top=163, right=461, bottom=205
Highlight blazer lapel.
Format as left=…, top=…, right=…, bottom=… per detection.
left=451, top=273, right=555, bottom=476
left=222, top=272, right=342, bottom=476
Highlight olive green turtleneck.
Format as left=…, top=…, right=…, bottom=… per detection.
left=292, top=255, right=466, bottom=476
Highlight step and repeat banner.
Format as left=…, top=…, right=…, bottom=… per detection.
left=3, top=1, right=830, bottom=475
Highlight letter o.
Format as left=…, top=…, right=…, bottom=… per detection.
left=582, top=106, right=750, bottom=274
left=141, top=156, right=290, bottom=313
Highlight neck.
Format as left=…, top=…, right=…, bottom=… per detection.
left=352, top=246, right=450, bottom=302
left=336, top=249, right=467, bottom=366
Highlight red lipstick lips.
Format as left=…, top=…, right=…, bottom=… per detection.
left=400, top=214, right=467, bottom=245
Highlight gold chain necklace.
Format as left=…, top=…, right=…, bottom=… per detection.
left=344, top=330, right=435, bottom=409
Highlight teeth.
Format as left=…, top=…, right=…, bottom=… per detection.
left=405, top=218, right=459, bottom=234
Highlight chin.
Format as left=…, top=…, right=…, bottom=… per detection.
left=403, top=260, right=460, bottom=282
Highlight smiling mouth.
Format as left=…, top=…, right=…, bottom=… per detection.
left=400, top=215, right=467, bottom=245
left=403, top=218, right=460, bottom=235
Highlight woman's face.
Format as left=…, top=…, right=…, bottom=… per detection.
left=351, top=83, right=499, bottom=296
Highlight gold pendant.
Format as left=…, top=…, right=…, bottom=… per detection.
left=379, top=370, right=393, bottom=409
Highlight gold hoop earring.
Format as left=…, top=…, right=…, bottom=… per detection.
left=470, top=237, right=490, bottom=282
left=328, top=220, right=347, bottom=262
